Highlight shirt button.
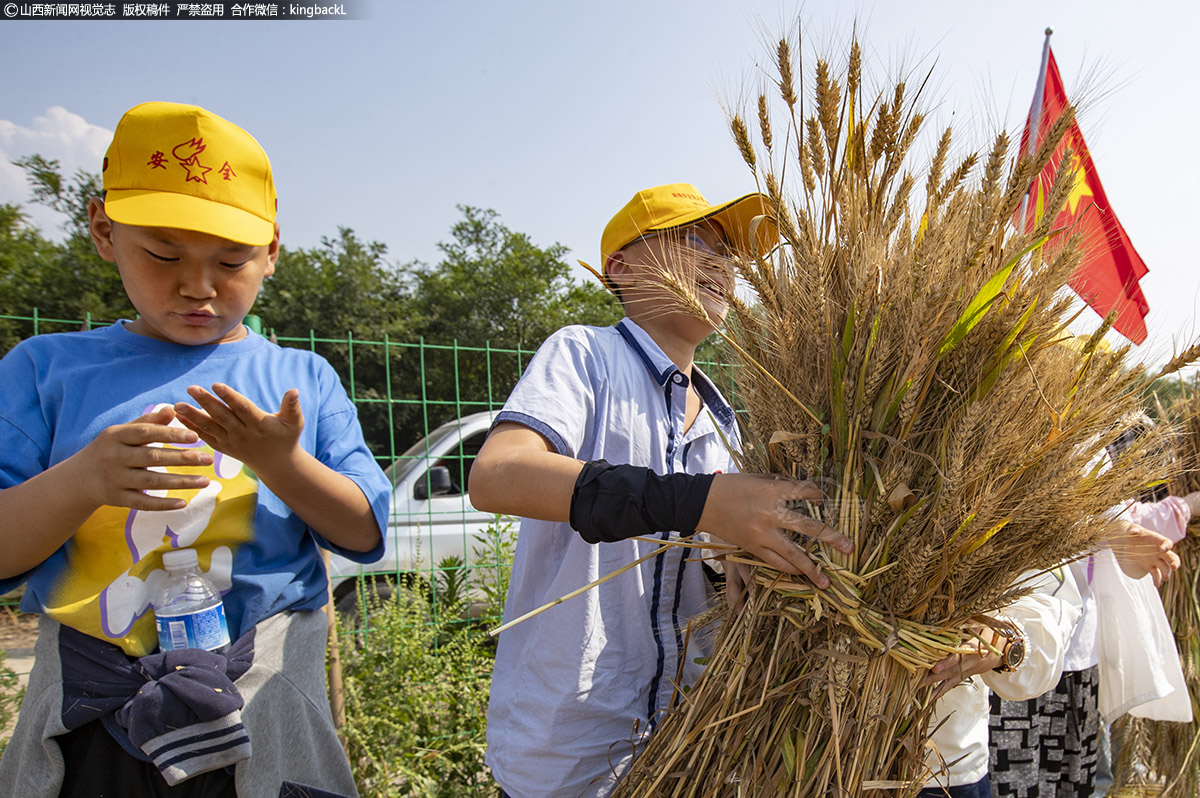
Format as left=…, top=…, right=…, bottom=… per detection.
left=672, top=374, right=685, bottom=384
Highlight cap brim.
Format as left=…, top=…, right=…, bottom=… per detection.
left=105, top=189, right=275, bottom=246
left=646, top=192, right=778, bottom=258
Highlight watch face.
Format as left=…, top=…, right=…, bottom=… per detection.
left=1006, top=638, right=1026, bottom=669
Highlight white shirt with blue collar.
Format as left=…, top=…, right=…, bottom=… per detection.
left=485, top=318, right=741, bottom=798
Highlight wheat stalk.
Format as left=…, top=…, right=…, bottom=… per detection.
left=609, top=30, right=1196, bottom=798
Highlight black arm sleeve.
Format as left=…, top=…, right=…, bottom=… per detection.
left=568, top=459, right=715, bottom=544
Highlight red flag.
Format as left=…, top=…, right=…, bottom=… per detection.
left=1017, top=48, right=1150, bottom=344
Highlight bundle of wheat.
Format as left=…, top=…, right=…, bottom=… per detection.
left=609, top=32, right=1195, bottom=798
left=1111, top=388, right=1200, bottom=798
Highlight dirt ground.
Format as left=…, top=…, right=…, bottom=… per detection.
left=0, top=606, right=38, bottom=651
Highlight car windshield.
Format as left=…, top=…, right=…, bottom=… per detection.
left=383, top=423, right=463, bottom=487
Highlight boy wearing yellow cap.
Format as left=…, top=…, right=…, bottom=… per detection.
left=470, top=184, right=853, bottom=797
left=0, top=102, right=389, bottom=797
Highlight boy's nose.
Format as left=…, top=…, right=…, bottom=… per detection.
left=179, top=265, right=217, bottom=298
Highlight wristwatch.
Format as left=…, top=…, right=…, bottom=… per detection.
left=989, top=621, right=1027, bottom=673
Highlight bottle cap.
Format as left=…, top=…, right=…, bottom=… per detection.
left=162, top=548, right=200, bottom=571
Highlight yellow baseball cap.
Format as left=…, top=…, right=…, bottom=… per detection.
left=600, top=183, right=777, bottom=273
left=101, top=102, right=276, bottom=246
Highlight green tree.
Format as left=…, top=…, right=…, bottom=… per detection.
left=258, top=227, right=410, bottom=339
left=0, top=204, right=61, bottom=351
left=255, top=228, right=414, bottom=459
left=397, top=206, right=620, bottom=449
left=0, top=157, right=131, bottom=340
left=1144, top=372, right=1200, bottom=420
left=12, top=154, right=101, bottom=239
left=407, top=205, right=617, bottom=350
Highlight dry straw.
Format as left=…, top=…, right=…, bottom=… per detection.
left=1111, top=386, right=1200, bottom=798
left=607, top=32, right=1194, bottom=797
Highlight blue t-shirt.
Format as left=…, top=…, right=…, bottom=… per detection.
left=0, top=322, right=389, bottom=656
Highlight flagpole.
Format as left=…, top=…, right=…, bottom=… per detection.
left=1018, top=27, right=1054, bottom=225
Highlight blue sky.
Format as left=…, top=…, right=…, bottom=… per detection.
left=1, top=0, right=1196, bottom=364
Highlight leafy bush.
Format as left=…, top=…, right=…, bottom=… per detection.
left=469, top=519, right=516, bottom=626
left=434, top=555, right=469, bottom=613
left=336, top=518, right=517, bottom=796
left=339, top=576, right=497, bottom=797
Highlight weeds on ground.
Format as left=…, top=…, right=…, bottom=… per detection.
left=339, top=519, right=515, bottom=797
left=470, top=519, right=516, bottom=626
left=0, top=650, right=24, bottom=756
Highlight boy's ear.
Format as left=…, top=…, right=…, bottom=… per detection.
left=605, top=251, right=628, bottom=283
left=264, top=222, right=280, bottom=277
left=87, top=198, right=117, bottom=263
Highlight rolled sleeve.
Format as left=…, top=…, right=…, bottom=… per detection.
left=983, top=567, right=1083, bottom=701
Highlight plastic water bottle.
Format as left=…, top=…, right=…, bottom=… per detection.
left=153, top=548, right=231, bottom=654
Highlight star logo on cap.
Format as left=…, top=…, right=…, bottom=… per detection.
left=172, top=138, right=212, bottom=184
left=179, top=157, right=211, bottom=184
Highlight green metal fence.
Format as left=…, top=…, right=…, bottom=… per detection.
left=0, top=311, right=745, bottom=784
left=0, top=312, right=542, bottom=632
left=0, top=311, right=741, bottom=632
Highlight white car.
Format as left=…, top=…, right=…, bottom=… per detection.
left=326, top=410, right=512, bottom=612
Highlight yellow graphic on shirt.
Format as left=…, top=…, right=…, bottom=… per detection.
left=45, top=408, right=257, bottom=656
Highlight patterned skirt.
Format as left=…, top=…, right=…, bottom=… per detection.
left=988, top=665, right=1100, bottom=798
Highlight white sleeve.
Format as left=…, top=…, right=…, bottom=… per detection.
left=982, top=567, right=1083, bottom=701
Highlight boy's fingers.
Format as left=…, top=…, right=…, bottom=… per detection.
left=211, top=383, right=265, bottom=420
left=134, top=405, right=177, bottom=425
left=116, top=422, right=200, bottom=446
left=766, top=535, right=830, bottom=588
left=277, top=389, right=304, bottom=425
left=755, top=547, right=805, bottom=578
left=173, top=404, right=224, bottom=438
left=783, top=514, right=854, bottom=554
left=172, top=403, right=208, bottom=425
left=133, top=446, right=213, bottom=469
left=186, top=386, right=242, bottom=427
left=116, top=484, right=206, bottom=511
left=132, top=470, right=211, bottom=491
left=119, top=492, right=189, bottom=511
left=787, top=480, right=825, bottom=499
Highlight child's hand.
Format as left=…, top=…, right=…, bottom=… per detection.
left=174, top=383, right=304, bottom=469
left=921, top=638, right=1003, bottom=700
left=721, top=557, right=754, bottom=613
left=1110, top=519, right=1180, bottom=586
left=698, top=473, right=854, bottom=589
left=78, top=405, right=212, bottom=511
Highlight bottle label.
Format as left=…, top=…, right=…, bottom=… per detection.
left=155, top=604, right=232, bottom=652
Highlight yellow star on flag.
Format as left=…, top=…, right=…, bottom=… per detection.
left=1065, top=150, right=1093, bottom=215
